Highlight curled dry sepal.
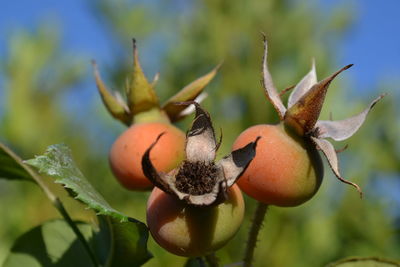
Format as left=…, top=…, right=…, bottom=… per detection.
left=92, top=39, right=220, bottom=125
left=261, top=35, right=385, bottom=197
left=142, top=102, right=260, bottom=206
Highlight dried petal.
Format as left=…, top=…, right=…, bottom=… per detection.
left=179, top=101, right=217, bottom=162
left=310, top=137, right=362, bottom=197
left=177, top=92, right=208, bottom=118
left=151, top=72, right=160, bottom=87
left=127, top=39, right=159, bottom=115
left=288, top=59, right=317, bottom=108
left=92, top=60, right=132, bottom=126
left=218, top=136, right=261, bottom=187
left=261, top=34, right=287, bottom=120
left=162, top=64, right=220, bottom=122
left=285, top=64, right=353, bottom=136
left=113, top=91, right=130, bottom=113
left=314, top=95, right=385, bottom=141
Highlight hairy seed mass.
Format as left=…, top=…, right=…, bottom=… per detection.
left=175, top=161, right=219, bottom=195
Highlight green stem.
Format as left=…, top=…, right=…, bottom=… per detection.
left=205, top=253, right=219, bottom=267
left=188, top=257, right=206, bottom=267
left=54, top=199, right=100, bottom=266
left=243, top=202, right=268, bottom=267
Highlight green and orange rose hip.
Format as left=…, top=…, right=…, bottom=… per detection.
left=233, top=36, right=384, bottom=207
left=93, top=40, right=219, bottom=190
left=142, top=102, right=260, bottom=256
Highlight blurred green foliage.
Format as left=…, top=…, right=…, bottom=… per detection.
left=0, top=0, right=399, bottom=266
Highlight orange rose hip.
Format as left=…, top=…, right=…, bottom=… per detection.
left=109, top=122, right=185, bottom=190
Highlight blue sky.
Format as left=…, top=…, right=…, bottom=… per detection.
left=0, top=0, right=399, bottom=93
left=0, top=0, right=112, bottom=62
left=340, top=0, right=400, bottom=91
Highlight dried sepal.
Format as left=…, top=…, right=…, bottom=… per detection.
left=214, top=127, right=223, bottom=152
left=141, top=132, right=175, bottom=194
left=310, top=137, right=362, bottom=197
left=178, top=92, right=208, bottom=119
left=287, top=59, right=317, bottom=108
left=314, top=94, right=385, bottom=141
left=285, top=64, right=353, bottom=136
left=261, top=35, right=286, bottom=120
left=151, top=72, right=160, bottom=87
left=92, top=60, right=132, bottom=126
left=218, top=136, right=261, bottom=187
left=162, top=64, right=221, bottom=122
left=258, top=38, right=384, bottom=196
left=127, top=39, right=159, bottom=115
left=94, top=39, right=218, bottom=126
left=179, top=101, right=217, bottom=162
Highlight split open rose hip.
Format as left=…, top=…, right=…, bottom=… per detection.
left=143, top=102, right=260, bottom=256
left=233, top=35, right=385, bottom=207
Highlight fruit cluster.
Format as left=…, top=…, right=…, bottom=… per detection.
left=94, top=38, right=384, bottom=257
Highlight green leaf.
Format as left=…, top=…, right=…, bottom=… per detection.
left=1, top=143, right=107, bottom=266
left=162, top=64, right=220, bottom=122
left=3, top=220, right=95, bottom=267
left=327, top=257, right=400, bottom=267
left=95, top=216, right=152, bottom=267
left=25, top=144, right=128, bottom=222
left=4, top=217, right=152, bottom=267
left=23, top=144, right=152, bottom=265
left=0, top=143, right=33, bottom=181
left=127, top=40, right=159, bottom=115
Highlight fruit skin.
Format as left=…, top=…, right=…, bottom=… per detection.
left=109, top=122, right=185, bottom=190
left=146, top=184, right=244, bottom=257
left=233, top=123, right=323, bottom=207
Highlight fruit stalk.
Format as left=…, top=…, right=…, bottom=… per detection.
left=243, top=202, right=269, bottom=267
left=205, top=253, right=219, bottom=267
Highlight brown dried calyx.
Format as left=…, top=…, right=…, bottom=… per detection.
left=175, top=161, right=219, bottom=195
left=142, top=102, right=260, bottom=206
left=261, top=34, right=385, bottom=197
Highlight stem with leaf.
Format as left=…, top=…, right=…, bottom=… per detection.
left=0, top=144, right=100, bottom=267
left=28, top=170, right=101, bottom=266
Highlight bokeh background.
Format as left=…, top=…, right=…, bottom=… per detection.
left=0, top=0, right=399, bottom=266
